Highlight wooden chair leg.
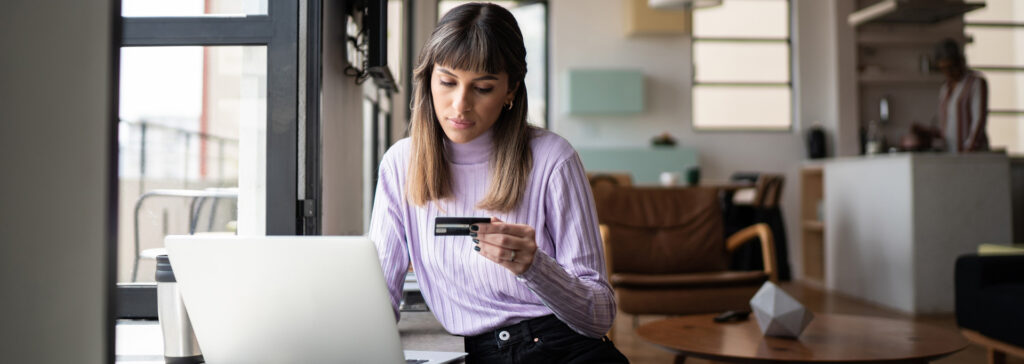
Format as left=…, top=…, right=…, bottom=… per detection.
left=989, top=347, right=1008, bottom=364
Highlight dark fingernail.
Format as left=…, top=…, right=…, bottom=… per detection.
left=470, top=225, right=479, bottom=231
left=469, top=232, right=477, bottom=237
left=473, top=239, right=479, bottom=244
left=473, top=246, right=481, bottom=252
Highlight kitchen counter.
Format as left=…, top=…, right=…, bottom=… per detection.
left=822, top=152, right=1012, bottom=314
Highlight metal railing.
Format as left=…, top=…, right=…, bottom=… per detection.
left=118, top=119, right=239, bottom=188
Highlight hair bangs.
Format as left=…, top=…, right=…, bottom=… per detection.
left=432, top=25, right=508, bottom=76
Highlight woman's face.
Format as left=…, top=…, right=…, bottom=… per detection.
left=431, top=64, right=516, bottom=144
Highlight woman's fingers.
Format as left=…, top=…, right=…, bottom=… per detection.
left=472, top=217, right=536, bottom=275
left=475, top=242, right=530, bottom=267
left=473, top=222, right=535, bottom=247
left=475, top=243, right=516, bottom=261
left=473, top=230, right=525, bottom=249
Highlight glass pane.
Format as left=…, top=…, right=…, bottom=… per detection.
left=693, top=0, right=788, bottom=39
left=437, top=1, right=547, bottom=127
left=988, top=114, right=1024, bottom=155
left=965, top=0, right=1024, bottom=23
left=388, top=0, right=404, bottom=86
left=964, top=26, right=1024, bottom=66
left=511, top=2, right=547, bottom=128
left=122, top=0, right=268, bottom=16
left=118, top=46, right=266, bottom=283
left=694, top=41, right=789, bottom=83
left=985, top=71, right=1024, bottom=111
left=693, top=85, right=791, bottom=129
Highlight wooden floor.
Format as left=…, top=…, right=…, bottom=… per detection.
left=610, top=281, right=1023, bottom=364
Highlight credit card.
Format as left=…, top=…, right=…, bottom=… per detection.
left=434, top=217, right=491, bottom=236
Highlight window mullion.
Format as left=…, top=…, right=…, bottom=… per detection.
left=122, top=16, right=274, bottom=46
left=265, top=0, right=299, bottom=235
left=693, top=37, right=789, bottom=43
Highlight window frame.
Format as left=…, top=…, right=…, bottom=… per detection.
left=116, top=0, right=305, bottom=318
left=690, top=0, right=793, bottom=132
left=964, top=21, right=1024, bottom=143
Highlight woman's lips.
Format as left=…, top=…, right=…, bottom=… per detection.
left=448, top=117, right=475, bottom=130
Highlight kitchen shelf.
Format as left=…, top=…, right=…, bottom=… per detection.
left=857, top=33, right=969, bottom=46
left=801, top=166, right=825, bottom=284
left=859, top=73, right=945, bottom=85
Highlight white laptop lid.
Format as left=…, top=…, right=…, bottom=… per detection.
left=165, top=235, right=412, bottom=364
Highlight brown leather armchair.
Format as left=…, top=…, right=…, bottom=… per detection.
left=594, top=186, right=777, bottom=321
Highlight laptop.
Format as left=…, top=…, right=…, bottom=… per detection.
left=164, top=235, right=466, bottom=364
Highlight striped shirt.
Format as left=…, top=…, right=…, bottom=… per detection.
left=939, top=70, right=989, bottom=153
left=368, top=127, right=615, bottom=338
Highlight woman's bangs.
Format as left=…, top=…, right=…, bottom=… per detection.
left=433, top=29, right=506, bottom=76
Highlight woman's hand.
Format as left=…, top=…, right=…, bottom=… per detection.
left=472, top=217, right=537, bottom=275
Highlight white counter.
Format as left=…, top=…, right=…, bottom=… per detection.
left=823, top=153, right=1012, bottom=314
left=116, top=311, right=464, bottom=363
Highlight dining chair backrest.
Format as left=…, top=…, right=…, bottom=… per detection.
left=753, top=174, right=784, bottom=209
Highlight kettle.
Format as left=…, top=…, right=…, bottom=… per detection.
left=806, top=126, right=826, bottom=159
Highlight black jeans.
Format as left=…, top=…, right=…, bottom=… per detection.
left=464, top=315, right=629, bottom=364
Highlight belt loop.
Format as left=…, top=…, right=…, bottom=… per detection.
left=522, top=318, right=534, bottom=343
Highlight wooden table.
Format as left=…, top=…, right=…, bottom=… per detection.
left=636, top=313, right=968, bottom=363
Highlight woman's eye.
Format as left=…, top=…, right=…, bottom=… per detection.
left=475, top=87, right=494, bottom=94
left=439, top=81, right=456, bottom=87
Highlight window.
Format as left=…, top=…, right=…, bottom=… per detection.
left=438, top=0, right=549, bottom=128
left=691, top=0, right=791, bottom=130
left=965, top=0, right=1024, bottom=154
left=118, top=45, right=264, bottom=283
left=117, top=0, right=300, bottom=315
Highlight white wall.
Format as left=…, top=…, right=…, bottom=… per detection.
left=0, top=1, right=115, bottom=362
left=550, top=0, right=850, bottom=280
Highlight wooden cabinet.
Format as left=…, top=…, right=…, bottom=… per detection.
left=624, top=0, right=691, bottom=36
left=800, top=165, right=824, bottom=286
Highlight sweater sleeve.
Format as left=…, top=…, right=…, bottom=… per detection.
left=516, top=153, right=616, bottom=338
left=368, top=159, right=410, bottom=321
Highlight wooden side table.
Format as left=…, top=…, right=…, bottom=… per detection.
left=637, top=313, right=967, bottom=363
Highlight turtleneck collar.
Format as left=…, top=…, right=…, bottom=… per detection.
left=445, top=128, right=494, bottom=165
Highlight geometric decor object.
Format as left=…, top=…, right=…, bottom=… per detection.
left=749, top=281, right=814, bottom=338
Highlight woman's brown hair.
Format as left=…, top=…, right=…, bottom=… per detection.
left=407, top=3, right=533, bottom=212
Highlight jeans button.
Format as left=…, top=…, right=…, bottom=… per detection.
left=498, top=330, right=510, bottom=341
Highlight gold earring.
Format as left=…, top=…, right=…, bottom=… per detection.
left=507, top=100, right=514, bottom=111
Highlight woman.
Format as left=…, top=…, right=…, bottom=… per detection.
left=935, top=38, right=989, bottom=153
left=369, top=3, right=628, bottom=363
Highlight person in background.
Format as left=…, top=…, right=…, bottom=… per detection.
left=368, top=3, right=628, bottom=363
left=935, top=38, right=989, bottom=153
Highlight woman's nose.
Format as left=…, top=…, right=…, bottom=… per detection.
left=452, top=87, right=472, bottom=112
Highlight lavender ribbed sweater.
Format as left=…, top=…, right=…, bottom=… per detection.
left=368, top=128, right=615, bottom=338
